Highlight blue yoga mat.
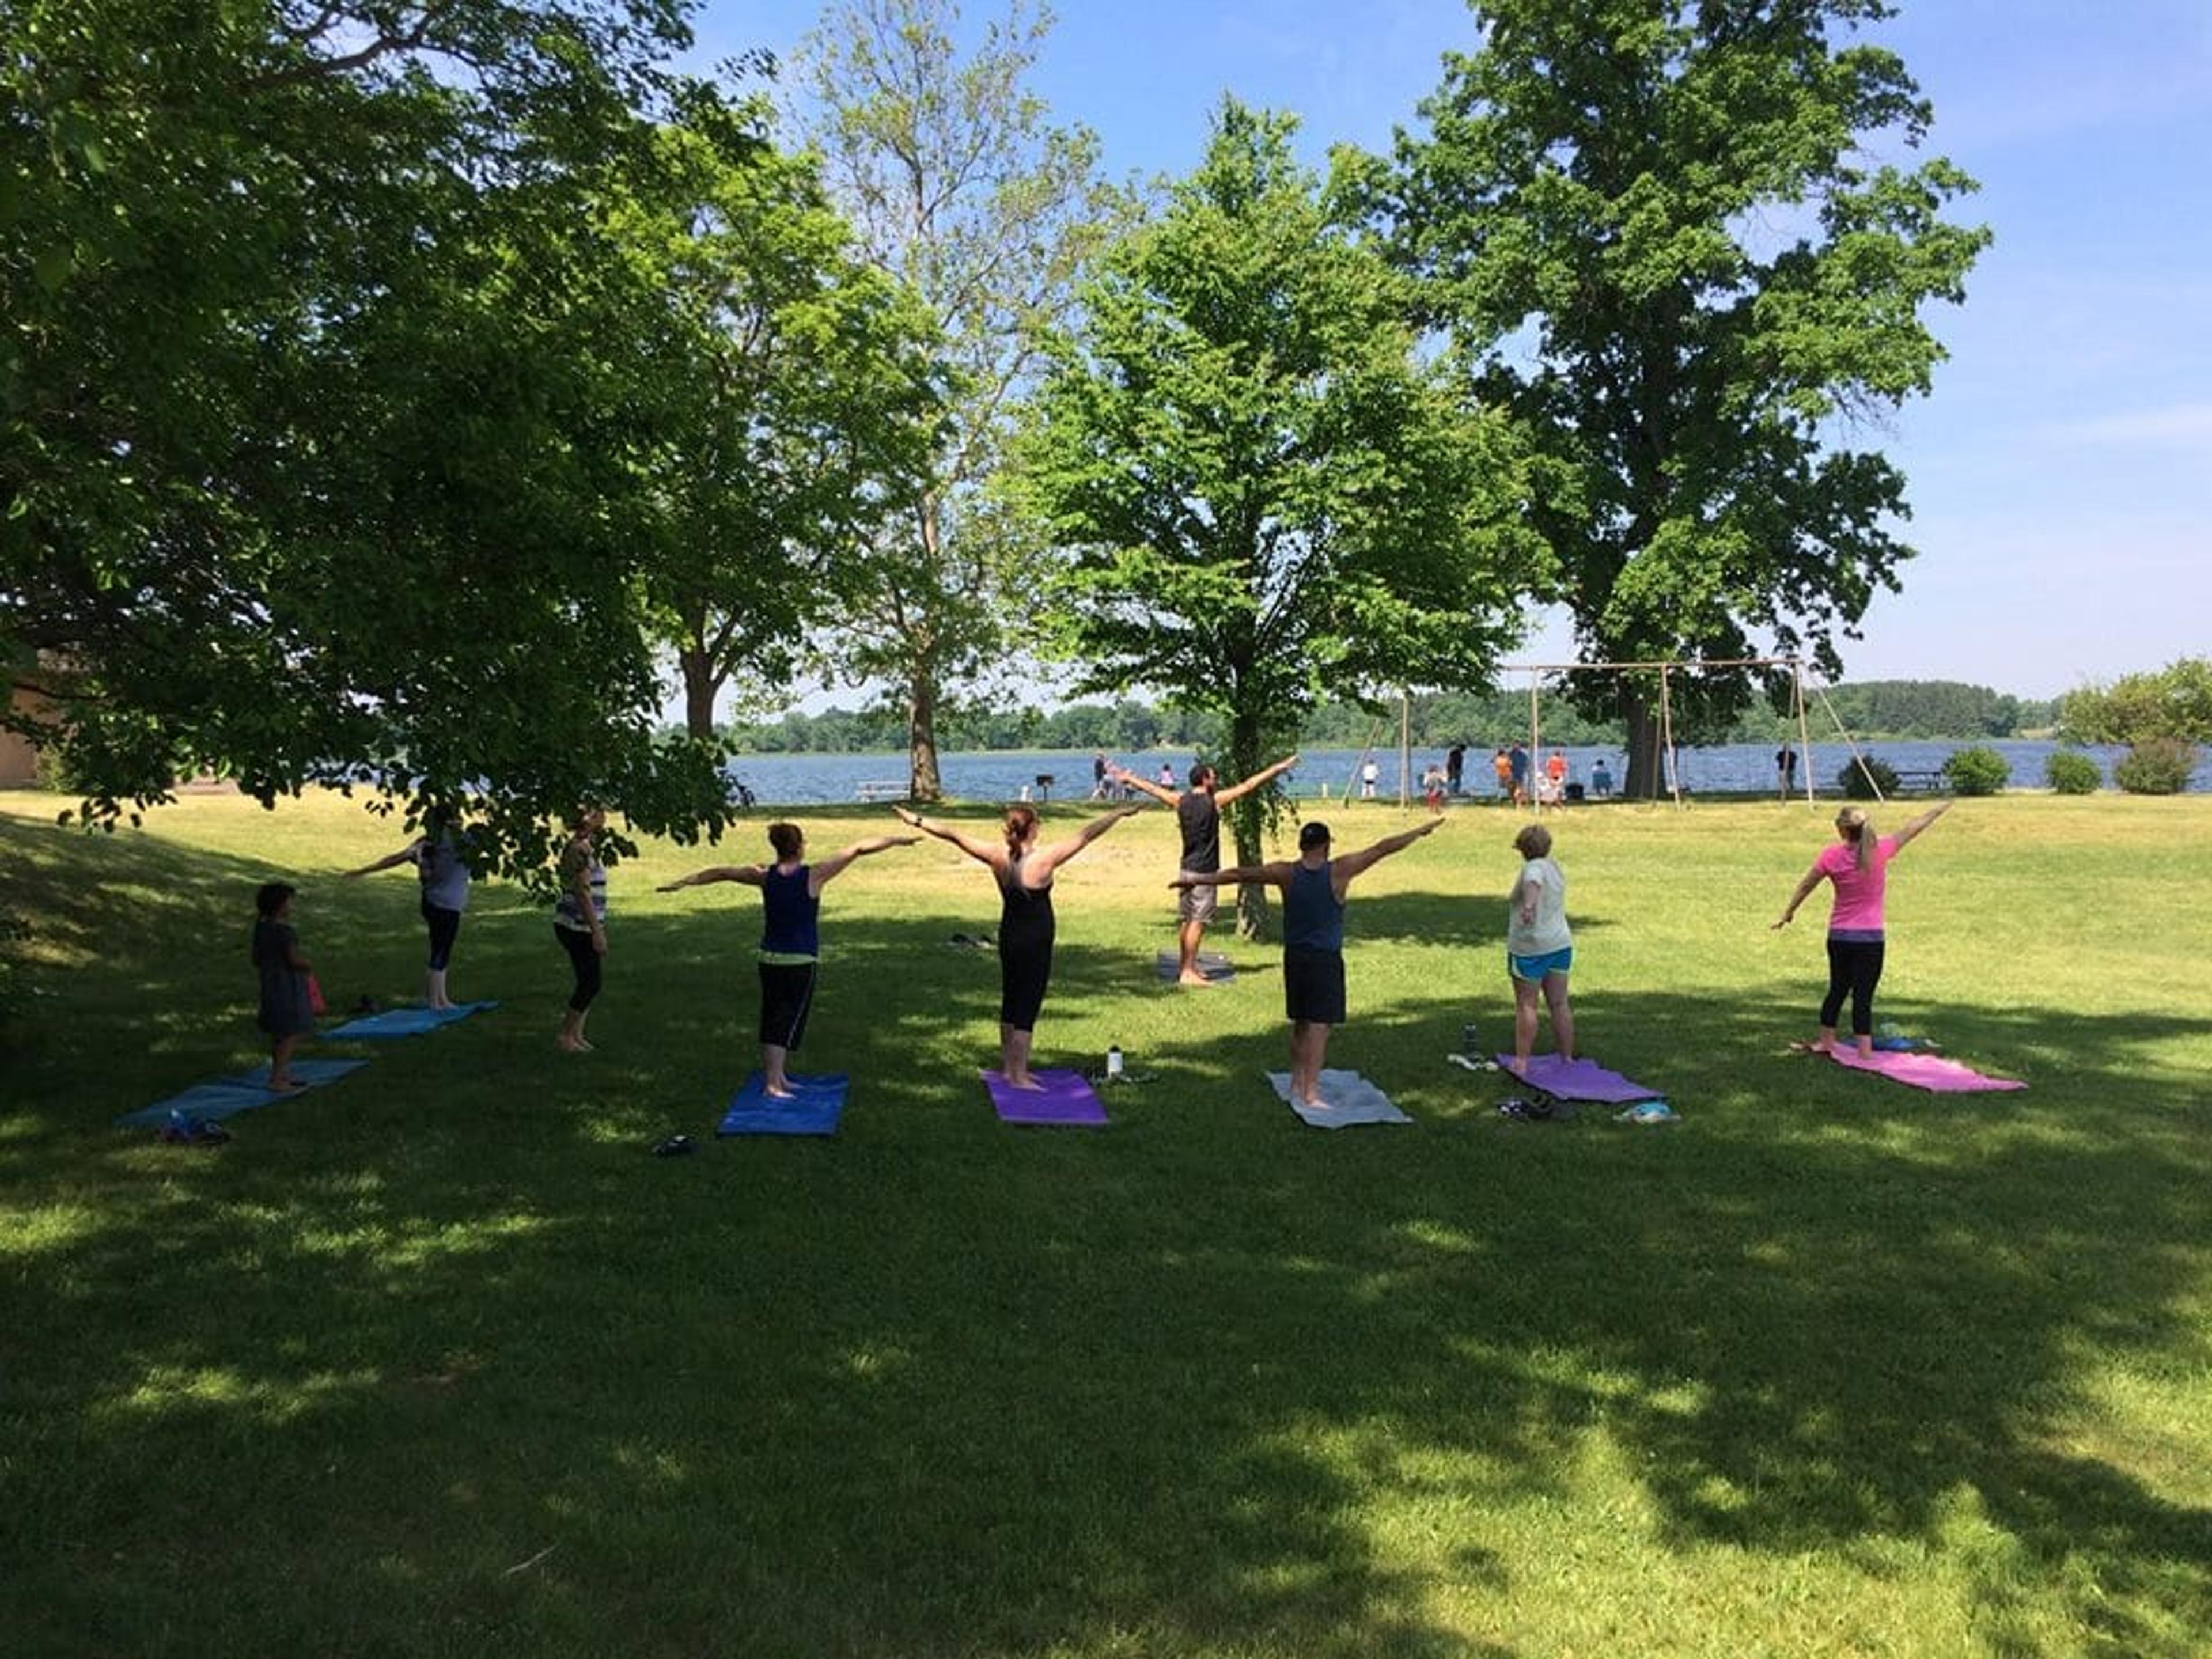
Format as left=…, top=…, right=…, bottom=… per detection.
left=116, top=1057, right=372, bottom=1128
left=325, top=1001, right=499, bottom=1040
left=718, top=1071, right=849, bottom=1137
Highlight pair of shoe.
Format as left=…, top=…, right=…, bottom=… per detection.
left=949, top=931, right=995, bottom=950
left=160, top=1113, right=233, bottom=1146
left=1497, top=1096, right=1555, bottom=1122
left=652, top=1134, right=696, bottom=1157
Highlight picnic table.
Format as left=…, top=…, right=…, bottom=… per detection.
left=853, top=779, right=906, bottom=803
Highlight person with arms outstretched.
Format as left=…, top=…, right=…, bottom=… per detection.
left=658, top=823, right=918, bottom=1097
left=1173, top=816, right=1441, bottom=1111
left=1774, top=801, right=1953, bottom=1056
left=342, top=808, right=475, bottom=1010
left=893, top=801, right=1145, bottom=1089
left=1112, top=753, right=1297, bottom=987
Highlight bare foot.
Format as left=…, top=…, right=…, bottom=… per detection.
left=266, top=1076, right=304, bottom=1093
left=1176, top=972, right=1215, bottom=988
left=1005, top=1076, right=1045, bottom=1092
left=556, top=1036, right=589, bottom=1054
left=764, top=1084, right=797, bottom=1100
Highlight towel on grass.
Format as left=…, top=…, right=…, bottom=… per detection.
left=718, top=1072, right=847, bottom=1137
left=325, top=1001, right=499, bottom=1040
left=984, top=1069, right=1109, bottom=1126
left=1827, top=1048, right=2024, bottom=1093
left=1154, top=949, right=1236, bottom=983
left=1266, top=1069, right=1412, bottom=1129
left=1495, top=1054, right=1662, bottom=1104
left=116, top=1057, right=372, bottom=1128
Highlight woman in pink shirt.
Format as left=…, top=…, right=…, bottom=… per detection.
left=1773, top=800, right=1952, bottom=1055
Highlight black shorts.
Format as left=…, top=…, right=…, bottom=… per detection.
left=1283, top=945, right=1346, bottom=1026
left=758, top=961, right=817, bottom=1050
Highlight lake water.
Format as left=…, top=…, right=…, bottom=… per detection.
left=726, top=740, right=2207, bottom=806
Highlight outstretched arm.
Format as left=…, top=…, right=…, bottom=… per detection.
left=1029, top=802, right=1147, bottom=880
left=1171, top=861, right=1289, bottom=891
left=1772, top=866, right=1825, bottom=929
left=1108, top=763, right=1179, bottom=806
left=891, top=806, right=1005, bottom=869
left=340, top=840, right=422, bottom=880
left=656, top=865, right=766, bottom=893
left=810, top=834, right=923, bottom=891
left=1211, top=753, right=1300, bottom=808
left=1892, top=799, right=1953, bottom=850
left=1331, top=816, right=1442, bottom=884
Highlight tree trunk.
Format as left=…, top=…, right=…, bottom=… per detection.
left=1621, top=693, right=1665, bottom=798
left=907, top=675, right=943, bottom=803
left=679, top=646, right=720, bottom=743
left=1227, top=709, right=1274, bottom=940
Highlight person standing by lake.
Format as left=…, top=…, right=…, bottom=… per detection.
left=342, top=809, right=475, bottom=1009
left=1172, top=817, right=1441, bottom=1112
left=893, top=801, right=1144, bottom=1089
left=658, top=823, right=919, bottom=1097
left=1774, top=801, right=1953, bottom=1056
left=1776, top=744, right=1799, bottom=798
left=552, top=805, right=608, bottom=1054
left=1113, top=753, right=1298, bottom=987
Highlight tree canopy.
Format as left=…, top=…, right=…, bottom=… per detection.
left=1017, top=99, right=1541, bottom=924
left=0, top=1, right=782, bottom=874
left=1389, top=0, right=1990, bottom=794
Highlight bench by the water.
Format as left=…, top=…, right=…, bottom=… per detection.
left=853, top=779, right=906, bottom=803
left=1888, top=768, right=1947, bottom=794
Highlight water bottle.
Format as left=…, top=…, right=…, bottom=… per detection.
left=1106, top=1043, right=1124, bottom=1081
left=1461, top=1022, right=1481, bottom=1057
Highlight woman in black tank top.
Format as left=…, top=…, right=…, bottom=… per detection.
left=895, top=800, right=1144, bottom=1089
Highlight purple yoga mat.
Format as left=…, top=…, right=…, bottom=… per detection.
left=1827, top=1048, right=2025, bottom=1093
left=983, top=1068, right=1109, bottom=1126
left=1494, top=1054, right=1662, bottom=1104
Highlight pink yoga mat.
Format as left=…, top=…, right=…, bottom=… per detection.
left=1827, top=1048, right=2025, bottom=1093
left=1494, top=1054, right=1662, bottom=1104
left=983, top=1069, right=1109, bottom=1125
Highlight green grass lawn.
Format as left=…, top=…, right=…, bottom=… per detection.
left=3, top=789, right=2209, bottom=1658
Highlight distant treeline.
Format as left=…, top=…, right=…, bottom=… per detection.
left=724, top=680, right=2057, bottom=754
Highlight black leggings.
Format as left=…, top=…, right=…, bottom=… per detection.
left=555, top=923, right=603, bottom=1012
left=422, top=902, right=462, bottom=971
left=1821, top=937, right=1885, bottom=1037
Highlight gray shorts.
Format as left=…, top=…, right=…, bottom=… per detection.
left=1176, top=876, right=1230, bottom=929
left=1177, top=873, right=1219, bottom=925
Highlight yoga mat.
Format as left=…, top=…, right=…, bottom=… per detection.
left=115, top=1058, right=372, bottom=1128
left=1827, top=1048, right=2025, bottom=1093
left=1495, top=1054, right=1663, bottom=1104
left=1266, top=1070, right=1412, bottom=1129
left=984, top=1069, right=1108, bottom=1126
left=718, top=1071, right=848, bottom=1137
left=325, top=1001, right=499, bottom=1040
left=1154, top=949, right=1236, bottom=982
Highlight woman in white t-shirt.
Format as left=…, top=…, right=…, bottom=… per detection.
left=1505, top=823, right=1575, bottom=1067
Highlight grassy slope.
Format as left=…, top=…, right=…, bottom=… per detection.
left=2, top=790, right=2209, bottom=1658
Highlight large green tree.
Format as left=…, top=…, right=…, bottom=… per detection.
left=786, top=0, right=1113, bottom=800
left=0, top=1, right=756, bottom=874
left=1391, top=0, right=1989, bottom=794
left=1016, top=100, right=1541, bottom=931
left=624, top=106, right=946, bottom=741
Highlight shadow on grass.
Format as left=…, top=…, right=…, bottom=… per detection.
left=5, top=816, right=2210, bottom=1656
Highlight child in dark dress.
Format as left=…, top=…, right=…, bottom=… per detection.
left=252, top=882, right=315, bottom=1090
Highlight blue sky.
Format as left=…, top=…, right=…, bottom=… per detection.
left=687, top=1, right=2212, bottom=700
